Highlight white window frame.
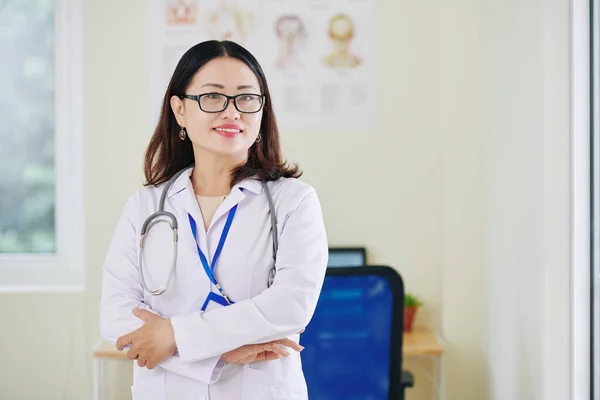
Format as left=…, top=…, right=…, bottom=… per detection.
left=0, top=0, right=84, bottom=292
left=591, top=1, right=600, bottom=397
left=572, top=0, right=593, bottom=399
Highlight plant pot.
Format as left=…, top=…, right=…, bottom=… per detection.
left=404, top=306, right=419, bottom=332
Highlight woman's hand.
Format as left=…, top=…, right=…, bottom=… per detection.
left=116, top=308, right=177, bottom=369
left=221, top=338, right=304, bottom=364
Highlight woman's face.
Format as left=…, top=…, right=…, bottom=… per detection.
left=170, top=56, right=263, bottom=160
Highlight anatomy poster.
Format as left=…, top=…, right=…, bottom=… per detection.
left=148, top=0, right=376, bottom=131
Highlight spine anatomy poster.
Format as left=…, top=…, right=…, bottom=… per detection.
left=148, top=0, right=376, bottom=131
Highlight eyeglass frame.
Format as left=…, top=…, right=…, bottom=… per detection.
left=179, top=93, right=266, bottom=114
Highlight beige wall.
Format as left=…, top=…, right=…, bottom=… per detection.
left=441, top=1, right=485, bottom=398
left=0, top=0, right=572, bottom=399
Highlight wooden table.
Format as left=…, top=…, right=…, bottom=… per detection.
left=403, top=327, right=444, bottom=357
left=93, top=341, right=128, bottom=360
left=92, top=328, right=445, bottom=399
left=92, top=341, right=128, bottom=400
left=403, top=327, right=445, bottom=400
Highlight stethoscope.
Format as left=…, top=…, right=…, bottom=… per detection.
left=138, top=165, right=278, bottom=296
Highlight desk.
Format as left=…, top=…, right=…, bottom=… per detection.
left=403, top=327, right=445, bottom=400
left=93, top=341, right=129, bottom=360
left=92, top=328, right=445, bottom=399
left=404, top=327, right=444, bottom=357
left=92, top=341, right=128, bottom=400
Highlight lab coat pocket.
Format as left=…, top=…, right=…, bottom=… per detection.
left=242, top=365, right=307, bottom=400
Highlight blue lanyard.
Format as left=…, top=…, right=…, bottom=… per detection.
left=188, top=205, right=238, bottom=308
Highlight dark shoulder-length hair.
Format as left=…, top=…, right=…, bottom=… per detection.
left=144, top=40, right=301, bottom=187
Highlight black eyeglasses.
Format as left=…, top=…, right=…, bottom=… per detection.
left=180, top=93, right=265, bottom=114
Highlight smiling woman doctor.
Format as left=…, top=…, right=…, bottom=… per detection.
left=100, top=40, right=328, bottom=400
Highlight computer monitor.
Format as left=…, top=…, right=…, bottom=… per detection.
left=327, top=247, right=366, bottom=267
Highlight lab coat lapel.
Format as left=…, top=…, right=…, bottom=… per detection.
left=171, top=178, right=208, bottom=255
left=206, top=179, right=263, bottom=231
left=207, top=187, right=245, bottom=232
left=166, top=173, right=263, bottom=252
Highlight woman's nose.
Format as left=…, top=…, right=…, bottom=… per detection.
left=221, top=99, right=240, bottom=119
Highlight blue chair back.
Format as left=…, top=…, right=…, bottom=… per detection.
left=300, top=266, right=405, bottom=400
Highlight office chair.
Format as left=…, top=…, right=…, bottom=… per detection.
left=301, top=266, right=414, bottom=400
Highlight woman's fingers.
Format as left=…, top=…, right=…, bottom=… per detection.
left=262, top=342, right=289, bottom=357
left=239, top=354, right=256, bottom=364
left=272, top=343, right=290, bottom=357
left=256, top=350, right=282, bottom=362
left=222, top=345, right=251, bottom=363
left=236, top=350, right=281, bottom=364
left=127, top=346, right=139, bottom=361
left=275, top=338, right=304, bottom=352
left=263, top=351, right=280, bottom=361
left=222, top=340, right=304, bottom=365
left=137, top=354, right=147, bottom=367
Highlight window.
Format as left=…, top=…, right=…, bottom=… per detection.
left=0, top=0, right=83, bottom=290
left=0, top=0, right=55, bottom=253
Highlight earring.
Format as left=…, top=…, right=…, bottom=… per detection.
left=179, top=127, right=187, bottom=141
left=256, top=133, right=262, bottom=143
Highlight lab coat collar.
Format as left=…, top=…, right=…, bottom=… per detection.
left=235, top=178, right=263, bottom=194
left=165, top=166, right=263, bottom=234
left=165, top=166, right=264, bottom=198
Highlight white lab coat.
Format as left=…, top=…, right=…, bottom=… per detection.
left=100, top=167, right=328, bottom=400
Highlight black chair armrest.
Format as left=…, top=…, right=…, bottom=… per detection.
left=401, top=369, right=414, bottom=388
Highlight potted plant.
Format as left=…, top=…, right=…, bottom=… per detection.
left=404, top=293, right=423, bottom=332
